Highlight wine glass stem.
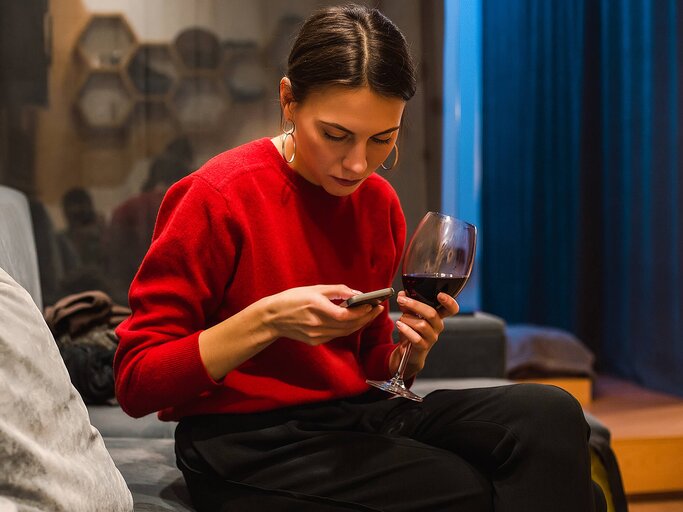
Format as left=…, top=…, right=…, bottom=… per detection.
left=395, top=342, right=413, bottom=381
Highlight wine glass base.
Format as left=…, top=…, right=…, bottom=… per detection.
left=366, top=379, right=424, bottom=402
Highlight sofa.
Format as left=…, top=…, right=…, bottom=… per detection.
left=0, top=184, right=624, bottom=511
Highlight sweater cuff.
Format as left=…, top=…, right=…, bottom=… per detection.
left=116, top=331, right=223, bottom=417
left=152, top=331, right=224, bottom=389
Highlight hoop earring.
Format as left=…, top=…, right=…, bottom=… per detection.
left=381, top=144, right=399, bottom=171
left=281, top=120, right=296, bottom=164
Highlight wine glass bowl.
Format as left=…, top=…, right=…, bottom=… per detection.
left=402, top=213, right=477, bottom=309
left=367, top=212, right=477, bottom=401
left=401, top=273, right=469, bottom=310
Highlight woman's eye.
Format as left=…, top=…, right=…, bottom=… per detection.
left=324, top=132, right=347, bottom=142
left=372, top=137, right=393, bottom=145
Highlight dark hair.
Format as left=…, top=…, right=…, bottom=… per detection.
left=61, top=187, right=96, bottom=226
left=142, top=155, right=191, bottom=192
left=287, top=4, right=417, bottom=103
left=163, top=136, right=194, bottom=166
left=62, top=187, right=93, bottom=210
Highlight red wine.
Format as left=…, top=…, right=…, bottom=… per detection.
left=402, top=273, right=469, bottom=308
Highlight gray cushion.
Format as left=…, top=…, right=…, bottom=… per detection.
left=89, top=405, right=177, bottom=439
left=104, top=437, right=193, bottom=512
left=0, top=185, right=42, bottom=310
left=391, top=312, right=507, bottom=378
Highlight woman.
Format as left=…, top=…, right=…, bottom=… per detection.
left=114, top=5, right=605, bottom=511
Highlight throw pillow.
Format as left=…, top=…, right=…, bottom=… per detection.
left=0, top=267, right=133, bottom=512
left=505, top=324, right=595, bottom=379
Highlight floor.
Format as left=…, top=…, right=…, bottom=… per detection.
left=588, top=376, right=683, bottom=511
left=628, top=493, right=683, bottom=511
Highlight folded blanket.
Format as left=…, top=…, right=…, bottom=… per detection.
left=44, top=291, right=131, bottom=404
left=44, top=290, right=130, bottom=337
left=57, top=326, right=118, bottom=405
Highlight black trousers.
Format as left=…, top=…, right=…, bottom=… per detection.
left=175, top=384, right=606, bottom=511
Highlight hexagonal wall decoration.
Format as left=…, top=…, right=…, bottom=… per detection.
left=77, top=14, right=137, bottom=69
left=126, top=43, right=181, bottom=100
left=174, top=28, right=222, bottom=71
left=171, top=76, right=229, bottom=132
left=222, top=42, right=267, bottom=102
left=76, top=71, right=134, bottom=131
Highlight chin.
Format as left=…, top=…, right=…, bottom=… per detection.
left=323, top=185, right=358, bottom=197
left=323, top=180, right=364, bottom=197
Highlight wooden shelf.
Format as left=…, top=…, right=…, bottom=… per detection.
left=76, top=14, right=136, bottom=70
left=174, top=27, right=222, bottom=72
left=125, top=43, right=180, bottom=101
left=70, top=13, right=269, bottom=139
left=222, top=42, right=267, bottom=102
left=75, top=71, right=134, bottom=132
left=587, top=376, right=683, bottom=495
left=171, top=76, right=230, bottom=132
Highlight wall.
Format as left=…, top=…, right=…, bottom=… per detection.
left=35, top=0, right=430, bottom=241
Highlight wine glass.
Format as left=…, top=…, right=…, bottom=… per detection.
left=367, top=212, right=477, bottom=401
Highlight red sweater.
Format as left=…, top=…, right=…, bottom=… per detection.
left=114, top=138, right=406, bottom=420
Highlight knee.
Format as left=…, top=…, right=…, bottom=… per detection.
left=506, top=383, right=588, bottom=438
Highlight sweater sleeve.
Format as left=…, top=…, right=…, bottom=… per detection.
left=358, top=190, right=407, bottom=380
left=114, top=176, right=236, bottom=418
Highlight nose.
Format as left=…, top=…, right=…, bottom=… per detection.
left=342, top=142, right=368, bottom=176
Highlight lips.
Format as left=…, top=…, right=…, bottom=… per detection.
left=332, top=177, right=362, bottom=187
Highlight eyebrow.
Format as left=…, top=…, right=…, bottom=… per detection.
left=320, top=121, right=400, bottom=137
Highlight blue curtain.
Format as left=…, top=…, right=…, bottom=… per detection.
left=598, top=0, right=683, bottom=392
left=481, top=0, right=683, bottom=396
left=481, top=0, right=585, bottom=329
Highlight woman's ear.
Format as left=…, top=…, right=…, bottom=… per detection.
left=279, top=77, right=296, bottom=119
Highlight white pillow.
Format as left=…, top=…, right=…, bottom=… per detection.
left=0, top=268, right=133, bottom=512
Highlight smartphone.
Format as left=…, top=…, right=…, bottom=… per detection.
left=341, top=287, right=395, bottom=308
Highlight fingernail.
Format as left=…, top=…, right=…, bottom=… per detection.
left=397, top=296, right=407, bottom=305
left=352, top=290, right=362, bottom=295
left=395, top=320, right=405, bottom=328
left=438, top=293, right=449, bottom=302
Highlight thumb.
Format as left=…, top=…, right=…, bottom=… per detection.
left=396, top=290, right=410, bottom=313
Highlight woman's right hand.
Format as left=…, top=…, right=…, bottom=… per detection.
left=199, top=284, right=383, bottom=381
left=264, top=284, right=384, bottom=346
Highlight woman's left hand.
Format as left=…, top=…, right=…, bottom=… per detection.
left=388, top=291, right=460, bottom=378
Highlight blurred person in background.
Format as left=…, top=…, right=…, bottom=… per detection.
left=56, top=187, right=109, bottom=297
left=106, top=143, right=192, bottom=305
